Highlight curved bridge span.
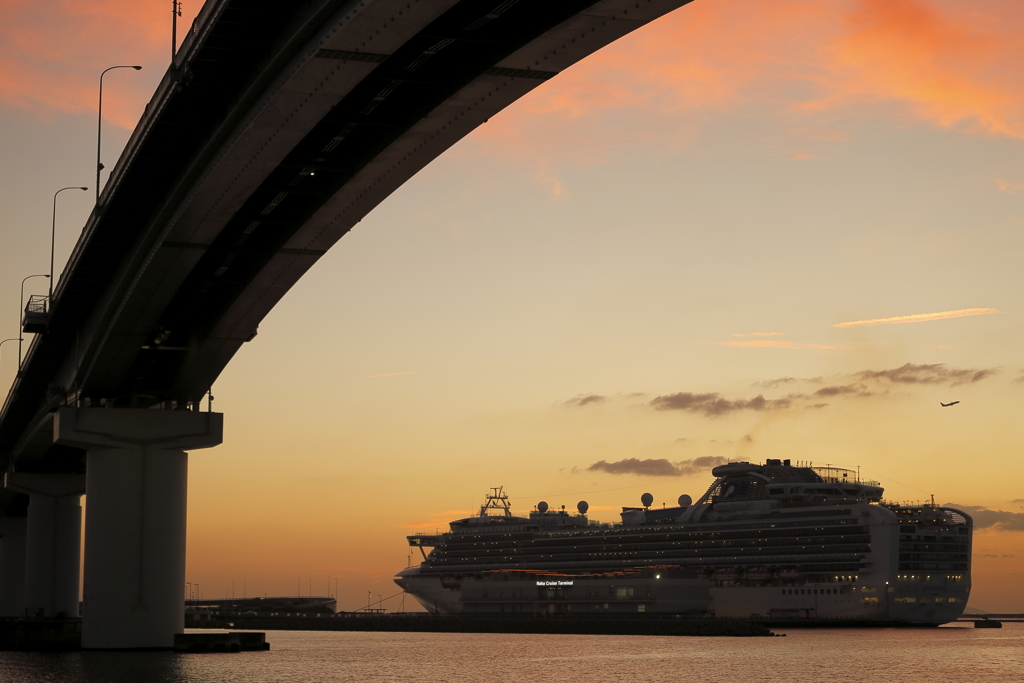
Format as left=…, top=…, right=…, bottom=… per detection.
left=0, top=0, right=691, bottom=647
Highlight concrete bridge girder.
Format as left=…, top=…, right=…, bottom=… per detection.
left=9, top=0, right=692, bottom=467
left=56, top=0, right=691, bottom=410
left=1, top=0, right=695, bottom=650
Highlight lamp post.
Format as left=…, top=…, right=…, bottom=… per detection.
left=172, top=1, right=183, bottom=62
left=51, top=187, right=88, bottom=299
left=0, top=338, right=17, bottom=376
left=96, top=65, right=142, bottom=204
left=19, top=274, right=49, bottom=371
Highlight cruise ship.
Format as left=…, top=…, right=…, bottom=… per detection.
left=394, top=460, right=972, bottom=624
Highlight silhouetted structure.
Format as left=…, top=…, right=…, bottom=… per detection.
left=0, top=0, right=694, bottom=650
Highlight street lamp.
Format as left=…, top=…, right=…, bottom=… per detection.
left=51, top=187, right=87, bottom=299
left=96, top=65, right=142, bottom=204
left=0, top=338, right=17, bottom=375
left=19, top=274, right=49, bottom=371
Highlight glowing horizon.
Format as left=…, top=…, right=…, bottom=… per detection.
left=2, top=0, right=1022, bottom=614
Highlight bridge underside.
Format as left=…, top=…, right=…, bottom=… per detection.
left=3, top=0, right=693, bottom=477
left=0, top=0, right=692, bottom=648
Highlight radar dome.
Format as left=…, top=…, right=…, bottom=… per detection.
left=577, top=501, right=589, bottom=514
left=537, top=501, right=549, bottom=513
left=678, top=494, right=692, bottom=507
left=641, top=492, right=654, bottom=508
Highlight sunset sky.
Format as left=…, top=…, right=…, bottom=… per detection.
left=1, top=0, right=1023, bottom=612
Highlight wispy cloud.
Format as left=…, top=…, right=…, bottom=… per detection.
left=944, top=504, right=1024, bottom=532
left=569, top=362, right=994, bottom=421
left=585, top=456, right=728, bottom=477
left=833, top=307, right=1000, bottom=328
left=753, top=377, right=801, bottom=389
left=363, top=371, right=420, bottom=379
left=565, top=394, right=606, bottom=407
left=996, top=179, right=1024, bottom=194
left=814, top=383, right=874, bottom=397
left=650, top=392, right=796, bottom=417
left=0, top=0, right=203, bottom=128
left=858, top=363, right=996, bottom=386
left=721, top=340, right=838, bottom=350
left=468, top=0, right=1024, bottom=181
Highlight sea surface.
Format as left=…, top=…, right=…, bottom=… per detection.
left=3, top=624, right=1022, bottom=682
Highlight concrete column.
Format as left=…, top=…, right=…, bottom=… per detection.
left=0, top=516, right=27, bottom=616
left=54, top=406, right=223, bottom=650
left=4, top=473, right=85, bottom=618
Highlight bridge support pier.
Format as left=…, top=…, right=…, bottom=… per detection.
left=4, top=473, right=85, bottom=617
left=55, top=407, right=222, bottom=650
left=0, top=516, right=27, bottom=616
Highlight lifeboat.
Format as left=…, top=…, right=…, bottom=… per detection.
left=779, top=568, right=803, bottom=580
left=713, top=568, right=740, bottom=582
left=745, top=567, right=771, bottom=581
left=711, top=462, right=764, bottom=478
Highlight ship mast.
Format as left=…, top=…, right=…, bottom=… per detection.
left=479, top=486, right=513, bottom=517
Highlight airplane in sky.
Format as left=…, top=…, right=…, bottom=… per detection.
left=940, top=401, right=960, bottom=407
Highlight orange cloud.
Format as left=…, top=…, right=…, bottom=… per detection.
left=0, top=0, right=202, bottom=128
left=720, top=340, right=837, bottom=350
left=833, top=307, right=1000, bottom=328
left=5, top=1, right=1022, bottom=141
left=473, top=0, right=1024, bottom=168
left=996, top=179, right=1024, bottom=194
left=822, top=0, right=1024, bottom=137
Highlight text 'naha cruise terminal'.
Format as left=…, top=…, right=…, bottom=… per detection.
left=395, top=460, right=972, bottom=624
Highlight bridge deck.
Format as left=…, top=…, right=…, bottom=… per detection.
left=1, top=0, right=694, bottom=491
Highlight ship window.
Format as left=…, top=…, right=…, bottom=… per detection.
left=863, top=597, right=879, bottom=605
left=637, top=604, right=646, bottom=613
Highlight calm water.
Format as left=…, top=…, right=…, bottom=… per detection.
left=3, top=624, right=1023, bottom=682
